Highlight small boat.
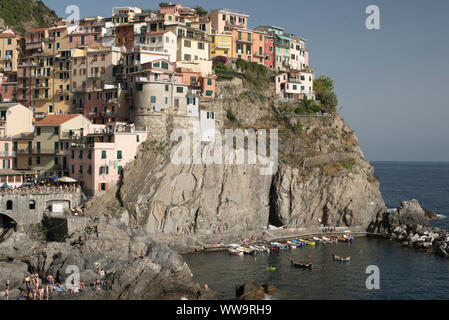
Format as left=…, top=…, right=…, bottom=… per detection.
left=228, top=248, right=244, bottom=256
left=313, top=237, right=324, bottom=244
left=337, top=236, right=350, bottom=243
left=266, top=266, right=276, bottom=271
left=291, top=239, right=306, bottom=247
left=299, top=239, right=316, bottom=246
left=286, top=241, right=297, bottom=248
left=271, top=242, right=288, bottom=250
left=288, top=257, right=312, bottom=269
left=238, top=246, right=256, bottom=255
left=333, top=254, right=351, bottom=262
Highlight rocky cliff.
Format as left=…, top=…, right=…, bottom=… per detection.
left=85, top=79, right=387, bottom=243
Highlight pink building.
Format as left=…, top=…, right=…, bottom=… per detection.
left=68, top=124, right=147, bottom=195
left=159, top=3, right=182, bottom=15
left=208, top=8, right=249, bottom=34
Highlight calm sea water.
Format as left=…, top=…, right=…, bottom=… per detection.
left=184, top=162, right=449, bottom=299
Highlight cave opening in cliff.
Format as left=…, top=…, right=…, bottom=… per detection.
left=0, top=213, right=17, bottom=239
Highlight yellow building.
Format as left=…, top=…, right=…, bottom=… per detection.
left=209, top=34, right=233, bottom=58
left=112, top=7, right=142, bottom=25
left=0, top=31, right=24, bottom=73
left=28, top=114, right=91, bottom=179
left=176, top=27, right=209, bottom=62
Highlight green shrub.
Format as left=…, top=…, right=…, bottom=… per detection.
left=227, top=109, right=237, bottom=122
left=342, top=158, right=356, bottom=171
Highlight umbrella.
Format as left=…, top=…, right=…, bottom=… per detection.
left=57, top=176, right=78, bottom=183
left=48, top=176, right=59, bottom=181
left=1, top=182, right=9, bottom=188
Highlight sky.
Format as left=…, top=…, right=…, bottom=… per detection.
left=42, top=0, right=449, bottom=161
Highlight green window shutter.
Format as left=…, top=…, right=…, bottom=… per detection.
left=106, top=166, right=109, bottom=174
left=102, top=150, right=106, bottom=159
left=136, top=135, right=140, bottom=142
left=117, top=150, right=122, bottom=159
left=118, top=166, right=123, bottom=174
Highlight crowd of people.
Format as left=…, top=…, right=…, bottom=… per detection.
left=2, top=266, right=106, bottom=300
left=0, top=183, right=81, bottom=194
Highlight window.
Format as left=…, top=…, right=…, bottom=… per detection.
left=161, top=61, right=169, bottom=69
left=6, top=200, right=13, bottom=210
left=8, top=39, right=12, bottom=45
left=101, top=150, right=107, bottom=159
left=206, top=90, right=213, bottom=97
left=184, top=40, right=191, bottom=47
left=117, top=150, right=123, bottom=159
left=176, top=87, right=183, bottom=93
left=207, top=78, right=213, bottom=86
left=36, top=127, right=41, bottom=136
left=118, top=166, right=123, bottom=174
left=136, top=135, right=140, bottom=142
left=88, top=165, right=92, bottom=175
left=150, top=96, right=156, bottom=103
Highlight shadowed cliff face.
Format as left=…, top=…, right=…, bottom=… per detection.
left=86, top=80, right=386, bottom=236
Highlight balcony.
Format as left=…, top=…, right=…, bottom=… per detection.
left=104, top=111, right=118, bottom=117
left=89, top=73, right=101, bottom=78
left=0, top=151, right=16, bottom=157
left=26, top=42, right=43, bottom=50
left=104, top=97, right=119, bottom=104
left=236, top=38, right=252, bottom=44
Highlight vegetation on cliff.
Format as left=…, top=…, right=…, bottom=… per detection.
left=0, top=0, right=58, bottom=35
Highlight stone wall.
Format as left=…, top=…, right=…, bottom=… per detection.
left=0, top=192, right=84, bottom=226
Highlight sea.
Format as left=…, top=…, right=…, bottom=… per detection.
left=184, top=161, right=449, bottom=300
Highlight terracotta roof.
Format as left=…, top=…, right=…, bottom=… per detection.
left=35, top=114, right=83, bottom=126
left=0, top=34, right=16, bottom=38
left=27, top=27, right=48, bottom=33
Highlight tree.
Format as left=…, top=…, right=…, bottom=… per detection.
left=314, top=75, right=338, bottom=113
left=194, top=6, right=208, bottom=16
left=159, top=2, right=170, bottom=7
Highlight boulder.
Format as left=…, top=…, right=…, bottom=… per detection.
left=396, top=200, right=429, bottom=227
left=236, top=282, right=275, bottom=300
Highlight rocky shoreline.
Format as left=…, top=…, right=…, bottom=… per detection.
left=368, top=199, right=449, bottom=258
left=0, top=217, right=215, bottom=300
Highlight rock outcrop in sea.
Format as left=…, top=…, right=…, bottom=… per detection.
left=368, top=199, right=449, bottom=258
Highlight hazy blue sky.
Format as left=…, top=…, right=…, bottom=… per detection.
left=42, top=0, right=449, bottom=161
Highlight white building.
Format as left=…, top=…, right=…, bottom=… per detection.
left=200, top=110, right=215, bottom=142
left=135, top=30, right=177, bottom=62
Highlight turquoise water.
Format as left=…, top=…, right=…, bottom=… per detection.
left=184, top=162, right=449, bottom=299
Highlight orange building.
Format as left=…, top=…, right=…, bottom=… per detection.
left=177, top=67, right=216, bottom=98
left=230, top=28, right=273, bottom=66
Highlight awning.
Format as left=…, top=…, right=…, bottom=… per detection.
left=48, top=176, right=59, bottom=181
left=57, top=176, right=78, bottom=183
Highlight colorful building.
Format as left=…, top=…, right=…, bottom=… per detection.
left=209, top=33, right=232, bottom=58
left=30, top=114, right=91, bottom=179
left=208, top=8, right=249, bottom=34
left=68, top=123, right=147, bottom=195
left=0, top=30, right=24, bottom=73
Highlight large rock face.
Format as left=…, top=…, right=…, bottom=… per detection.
left=84, top=81, right=387, bottom=241
left=119, top=142, right=272, bottom=235
left=269, top=162, right=385, bottom=228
